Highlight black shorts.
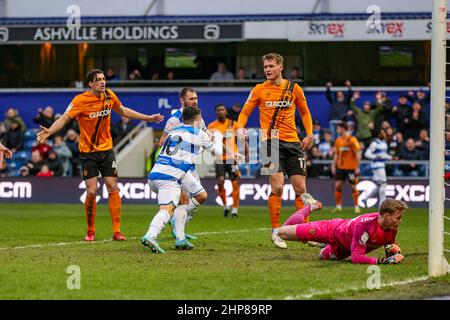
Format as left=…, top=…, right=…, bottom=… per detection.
left=215, top=163, right=240, bottom=180
left=335, top=169, right=358, bottom=184
left=79, top=150, right=118, bottom=180
left=260, top=139, right=307, bottom=177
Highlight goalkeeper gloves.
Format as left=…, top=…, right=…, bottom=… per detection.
left=377, top=253, right=404, bottom=265
left=385, top=244, right=402, bottom=257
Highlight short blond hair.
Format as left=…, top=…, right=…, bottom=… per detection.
left=380, top=198, right=408, bottom=215
left=262, top=53, right=284, bottom=66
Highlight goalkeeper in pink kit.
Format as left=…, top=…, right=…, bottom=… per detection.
left=278, top=194, right=406, bottom=265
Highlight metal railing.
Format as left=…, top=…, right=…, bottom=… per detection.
left=113, top=120, right=148, bottom=154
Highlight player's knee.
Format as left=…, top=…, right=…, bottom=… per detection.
left=179, top=192, right=190, bottom=204
left=106, top=184, right=119, bottom=194
left=195, top=191, right=208, bottom=204
left=271, top=186, right=283, bottom=196
left=86, top=189, right=98, bottom=197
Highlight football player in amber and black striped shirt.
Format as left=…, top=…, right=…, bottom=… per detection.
left=37, top=69, right=164, bottom=242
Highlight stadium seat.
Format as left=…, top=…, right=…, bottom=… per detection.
left=24, top=129, right=38, bottom=142
left=25, top=140, right=35, bottom=150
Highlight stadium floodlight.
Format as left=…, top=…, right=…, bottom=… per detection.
left=429, top=0, right=450, bottom=277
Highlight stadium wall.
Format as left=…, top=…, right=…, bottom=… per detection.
left=0, top=88, right=437, bottom=130
left=0, top=177, right=431, bottom=208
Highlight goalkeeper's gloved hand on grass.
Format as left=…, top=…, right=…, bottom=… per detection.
left=385, top=244, right=402, bottom=257
left=377, top=253, right=404, bottom=265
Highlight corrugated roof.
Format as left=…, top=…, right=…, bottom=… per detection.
left=0, top=12, right=434, bottom=25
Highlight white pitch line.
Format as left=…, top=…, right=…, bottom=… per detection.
left=284, top=275, right=430, bottom=300
left=0, top=227, right=271, bottom=251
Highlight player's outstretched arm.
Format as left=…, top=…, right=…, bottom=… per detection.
left=117, top=106, right=164, bottom=123
left=37, top=113, right=71, bottom=144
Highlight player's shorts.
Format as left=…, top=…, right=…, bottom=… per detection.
left=335, top=169, right=358, bottom=184
left=371, top=167, right=387, bottom=183
left=260, top=139, right=307, bottom=177
left=295, top=219, right=351, bottom=261
left=79, top=149, right=117, bottom=180
left=181, top=170, right=205, bottom=197
left=215, top=163, right=240, bottom=180
left=148, top=179, right=181, bottom=207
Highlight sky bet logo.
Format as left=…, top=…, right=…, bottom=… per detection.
left=366, top=21, right=404, bottom=37
left=308, top=22, right=345, bottom=38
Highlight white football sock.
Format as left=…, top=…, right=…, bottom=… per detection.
left=272, top=227, right=279, bottom=235
left=186, top=197, right=201, bottom=212
left=173, top=205, right=187, bottom=241
left=231, top=207, right=238, bottom=214
left=145, top=210, right=170, bottom=239
left=379, top=183, right=387, bottom=203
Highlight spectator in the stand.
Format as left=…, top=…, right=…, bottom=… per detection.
left=317, top=129, right=333, bottom=160
left=407, top=90, right=430, bottom=108
left=45, top=150, right=64, bottom=177
left=147, top=136, right=162, bottom=172
left=33, top=106, right=55, bottom=129
left=128, top=69, right=142, bottom=80
left=53, top=135, right=73, bottom=176
left=4, top=119, right=24, bottom=152
left=166, top=70, right=175, bottom=80
left=105, top=67, right=120, bottom=81
left=4, top=108, right=27, bottom=131
left=227, top=103, right=242, bottom=122
left=393, top=132, right=404, bottom=160
left=290, top=67, right=301, bottom=81
left=25, top=150, right=46, bottom=175
left=151, top=72, right=160, bottom=80
left=31, top=140, right=52, bottom=160
left=65, top=129, right=80, bottom=177
left=236, top=67, right=248, bottom=82
left=381, top=121, right=391, bottom=131
left=19, top=165, right=30, bottom=177
left=371, top=91, right=393, bottom=132
left=385, top=127, right=398, bottom=158
left=391, top=95, right=411, bottom=134
left=349, top=91, right=382, bottom=147
left=210, top=62, right=234, bottom=83
left=308, top=129, right=332, bottom=178
left=325, top=80, right=352, bottom=141
left=346, top=121, right=356, bottom=137
left=312, top=120, right=323, bottom=146
left=397, top=138, right=424, bottom=177
left=111, top=116, right=136, bottom=145
left=415, top=128, right=430, bottom=160
left=36, top=164, right=54, bottom=177
left=0, top=122, right=6, bottom=144
left=0, top=159, right=12, bottom=177
left=403, top=102, right=427, bottom=140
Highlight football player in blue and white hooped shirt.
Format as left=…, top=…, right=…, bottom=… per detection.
left=142, top=106, right=216, bottom=253
left=363, top=129, right=392, bottom=205
left=159, top=88, right=207, bottom=237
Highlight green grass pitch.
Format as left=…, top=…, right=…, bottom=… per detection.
left=0, top=204, right=449, bottom=300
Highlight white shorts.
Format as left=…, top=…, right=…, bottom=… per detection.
left=148, top=179, right=181, bottom=206
left=372, top=167, right=387, bottom=183
left=181, top=170, right=205, bottom=197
